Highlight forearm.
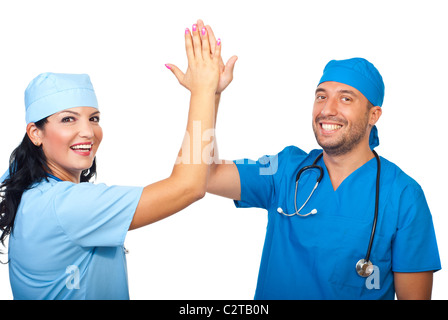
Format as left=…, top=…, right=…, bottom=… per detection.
left=214, top=93, right=221, bottom=124
left=210, top=93, right=221, bottom=159
left=207, top=93, right=241, bottom=200
left=172, top=91, right=216, bottom=195
left=130, top=92, right=216, bottom=230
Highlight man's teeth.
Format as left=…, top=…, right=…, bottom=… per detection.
left=71, top=144, right=92, bottom=150
left=322, top=124, right=342, bottom=131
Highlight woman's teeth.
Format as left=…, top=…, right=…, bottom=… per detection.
left=71, top=144, right=92, bottom=150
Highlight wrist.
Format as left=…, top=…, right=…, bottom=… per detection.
left=190, top=89, right=216, bottom=98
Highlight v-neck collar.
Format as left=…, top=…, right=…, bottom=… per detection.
left=318, top=155, right=378, bottom=193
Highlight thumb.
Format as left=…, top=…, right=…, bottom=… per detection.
left=225, top=56, right=238, bottom=74
left=165, top=64, right=185, bottom=84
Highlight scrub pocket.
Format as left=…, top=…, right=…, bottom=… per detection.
left=316, top=215, right=392, bottom=293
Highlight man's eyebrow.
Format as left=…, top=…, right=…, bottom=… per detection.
left=338, top=89, right=359, bottom=97
left=315, top=88, right=359, bottom=97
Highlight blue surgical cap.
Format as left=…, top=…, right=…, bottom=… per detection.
left=25, top=72, right=98, bottom=124
left=318, top=58, right=384, bottom=149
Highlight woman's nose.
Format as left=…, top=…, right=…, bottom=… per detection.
left=78, top=120, right=95, bottom=139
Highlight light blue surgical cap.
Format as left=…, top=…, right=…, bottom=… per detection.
left=1, top=73, right=99, bottom=184
left=318, top=58, right=384, bottom=149
left=25, top=72, right=98, bottom=124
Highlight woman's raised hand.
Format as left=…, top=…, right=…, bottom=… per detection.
left=167, top=20, right=237, bottom=95
left=166, top=22, right=221, bottom=95
left=198, top=20, right=238, bottom=94
left=130, top=21, right=223, bottom=230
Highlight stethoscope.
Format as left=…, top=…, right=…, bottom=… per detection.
left=277, top=151, right=381, bottom=278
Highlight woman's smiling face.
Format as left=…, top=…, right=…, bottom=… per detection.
left=28, top=106, right=103, bottom=182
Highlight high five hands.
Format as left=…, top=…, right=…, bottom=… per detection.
left=166, top=19, right=238, bottom=95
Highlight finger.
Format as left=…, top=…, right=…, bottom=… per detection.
left=197, top=19, right=205, bottom=36
left=212, top=37, right=222, bottom=63
left=184, top=28, right=194, bottom=61
left=205, top=25, right=217, bottom=55
left=201, top=27, right=211, bottom=59
left=191, top=23, right=202, bottom=59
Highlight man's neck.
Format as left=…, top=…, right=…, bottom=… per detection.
left=322, top=143, right=375, bottom=191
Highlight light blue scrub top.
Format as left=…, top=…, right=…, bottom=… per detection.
left=8, top=175, right=143, bottom=300
left=234, top=146, right=441, bottom=300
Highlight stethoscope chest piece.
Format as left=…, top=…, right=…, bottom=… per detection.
left=356, top=259, right=373, bottom=277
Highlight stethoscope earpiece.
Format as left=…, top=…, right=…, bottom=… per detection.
left=277, top=207, right=317, bottom=216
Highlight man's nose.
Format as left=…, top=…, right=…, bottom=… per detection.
left=320, top=97, right=338, bottom=116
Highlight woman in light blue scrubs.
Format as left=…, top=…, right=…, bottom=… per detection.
left=0, top=20, right=235, bottom=300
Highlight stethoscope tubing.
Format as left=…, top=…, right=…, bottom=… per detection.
left=364, top=150, right=380, bottom=263
left=280, top=150, right=381, bottom=278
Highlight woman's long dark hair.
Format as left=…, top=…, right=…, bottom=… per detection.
left=0, top=117, right=97, bottom=257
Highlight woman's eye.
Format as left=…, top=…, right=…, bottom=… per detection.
left=61, top=117, right=75, bottom=123
left=90, top=116, right=100, bottom=123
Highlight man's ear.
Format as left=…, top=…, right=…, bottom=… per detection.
left=369, top=106, right=382, bottom=126
left=26, top=122, right=43, bottom=147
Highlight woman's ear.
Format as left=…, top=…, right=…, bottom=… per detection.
left=26, top=122, right=42, bottom=147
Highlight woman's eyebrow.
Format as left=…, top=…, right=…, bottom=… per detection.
left=58, top=110, right=80, bottom=116
left=57, top=110, right=100, bottom=116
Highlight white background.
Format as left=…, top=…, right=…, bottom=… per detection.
left=0, top=0, right=447, bottom=300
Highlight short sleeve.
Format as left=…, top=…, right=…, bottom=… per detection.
left=391, top=183, right=441, bottom=272
left=233, top=147, right=297, bottom=210
left=53, top=182, right=143, bottom=248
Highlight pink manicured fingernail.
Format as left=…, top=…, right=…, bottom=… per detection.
left=165, top=64, right=171, bottom=70
left=185, top=28, right=190, bottom=34
left=201, top=27, right=206, bottom=35
left=217, top=38, right=221, bottom=46
left=192, top=24, right=197, bottom=32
